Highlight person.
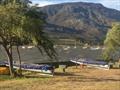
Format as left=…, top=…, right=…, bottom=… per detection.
left=63, top=68, right=65, bottom=72
left=51, top=66, right=55, bottom=75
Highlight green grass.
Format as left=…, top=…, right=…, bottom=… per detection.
left=0, top=75, right=13, bottom=81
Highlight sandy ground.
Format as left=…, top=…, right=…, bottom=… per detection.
left=0, top=67, right=120, bottom=90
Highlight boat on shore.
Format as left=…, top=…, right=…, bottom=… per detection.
left=0, top=61, right=54, bottom=75
left=70, top=58, right=109, bottom=70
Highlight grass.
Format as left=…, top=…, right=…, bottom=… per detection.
left=0, top=75, right=13, bottom=81
left=0, top=66, right=120, bottom=90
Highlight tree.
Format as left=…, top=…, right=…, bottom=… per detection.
left=0, top=0, right=56, bottom=77
left=103, top=23, right=120, bottom=60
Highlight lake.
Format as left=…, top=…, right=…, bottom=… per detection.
left=0, top=45, right=103, bottom=64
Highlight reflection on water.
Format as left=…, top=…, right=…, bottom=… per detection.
left=0, top=46, right=103, bottom=63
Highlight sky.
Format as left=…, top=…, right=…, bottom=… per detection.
left=31, top=0, right=120, bottom=11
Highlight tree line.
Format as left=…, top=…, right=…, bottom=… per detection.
left=0, top=0, right=57, bottom=77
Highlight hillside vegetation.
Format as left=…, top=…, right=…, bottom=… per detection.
left=39, top=2, right=120, bottom=43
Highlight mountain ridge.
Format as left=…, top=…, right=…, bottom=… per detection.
left=38, top=2, right=120, bottom=44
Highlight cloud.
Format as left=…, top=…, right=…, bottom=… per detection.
left=97, top=0, right=120, bottom=10
left=31, top=0, right=90, bottom=6
left=37, top=1, right=55, bottom=7
left=31, top=0, right=55, bottom=7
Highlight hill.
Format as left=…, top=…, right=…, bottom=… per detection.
left=38, top=2, right=120, bottom=44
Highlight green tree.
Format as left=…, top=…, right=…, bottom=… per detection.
left=0, top=1, right=56, bottom=77
left=103, top=23, right=120, bottom=60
